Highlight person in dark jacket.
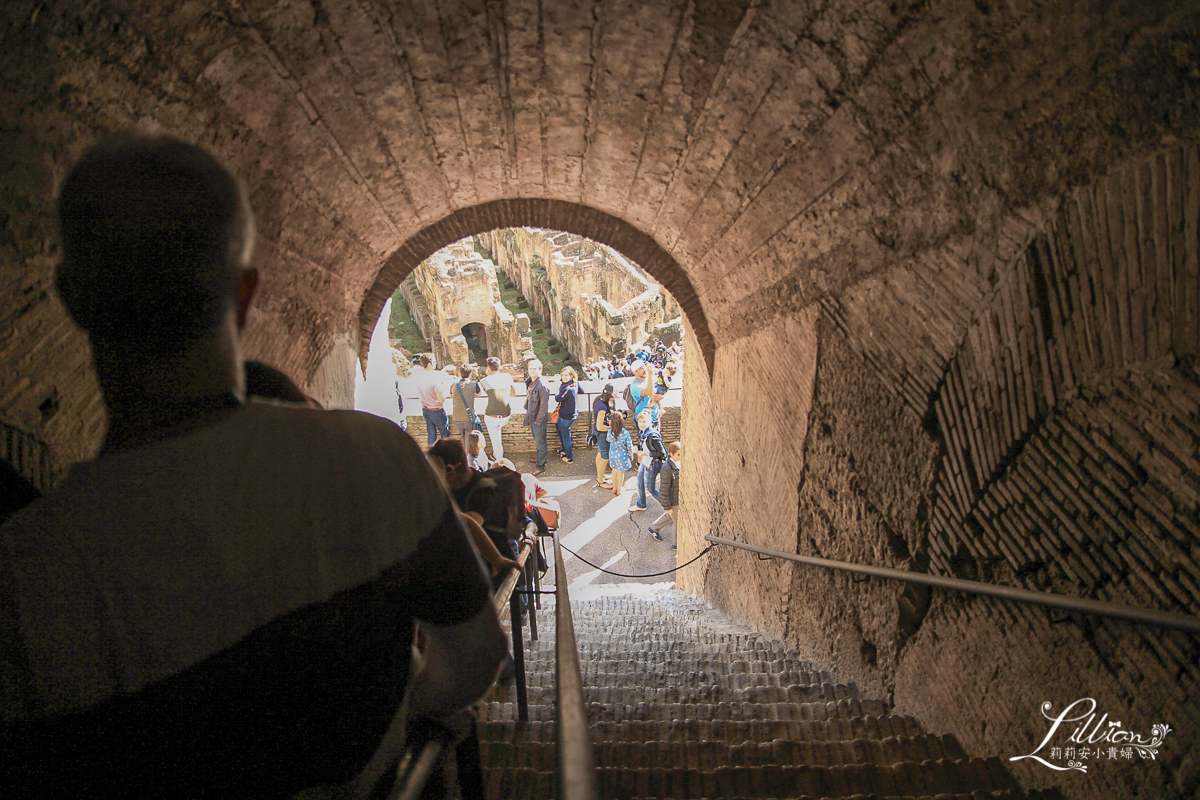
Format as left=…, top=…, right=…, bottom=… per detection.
left=648, top=441, right=682, bottom=544
left=554, top=366, right=579, bottom=463
left=523, top=359, right=550, bottom=475
left=631, top=409, right=666, bottom=513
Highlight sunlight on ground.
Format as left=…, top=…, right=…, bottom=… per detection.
left=541, top=478, right=590, bottom=498
left=568, top=549, right=628, bottom=592
left=554, top=484, right=638, bottom=566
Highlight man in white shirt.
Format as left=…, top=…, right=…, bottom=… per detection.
left=478, top=357, right=514, bottom=460
left=412, top=353, right=451, bottom=445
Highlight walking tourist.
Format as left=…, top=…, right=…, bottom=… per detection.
left=0, top=133, right=505, bottom=798
left=554, top=366, right=579, bottom=463
left=632, top=409, right=666, bottom=512
left=648, top=441, right=683, bottom=546
left=524, top=359, right=550, bottom=476
left=479, top=357, right=513, bottom=460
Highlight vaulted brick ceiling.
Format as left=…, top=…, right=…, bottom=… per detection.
left=5, top=0, right=1194, bottom=405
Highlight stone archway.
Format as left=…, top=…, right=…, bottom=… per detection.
left=357, top=200, right=715, bottom=380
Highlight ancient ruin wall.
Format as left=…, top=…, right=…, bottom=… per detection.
left=479, top=228, right=678, bottom=363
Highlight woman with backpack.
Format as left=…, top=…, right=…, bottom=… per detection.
left=593, top=383, right=615, bottom=488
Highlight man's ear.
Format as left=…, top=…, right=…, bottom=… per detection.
left=235, top=267, right=259, bottom=331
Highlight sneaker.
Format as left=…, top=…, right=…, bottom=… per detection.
left=561, top=456, right=573, bottom=463
left=630, top=504, right=647, bottom=512
left=671, top=544, right=677, bottom=550
left=648, top=526, right=663, bottom=541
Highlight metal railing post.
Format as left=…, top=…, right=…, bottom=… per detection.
left=525, top=553, right=539, bottom=642
left=510, top=583, right=529, bottom=722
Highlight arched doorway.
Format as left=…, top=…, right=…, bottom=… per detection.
left=460, top=322, right=488, bottom=365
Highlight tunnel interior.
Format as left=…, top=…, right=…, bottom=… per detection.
left=2, top=1, right=1200, bottom=797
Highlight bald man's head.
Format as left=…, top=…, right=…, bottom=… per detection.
left=55, top=133, right=255, bottom=353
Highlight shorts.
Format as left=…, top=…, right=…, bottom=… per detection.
left=597, top=432, right=610, bottom=459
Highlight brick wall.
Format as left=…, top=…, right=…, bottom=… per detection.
left=680, top=141, right=1200, bottom=799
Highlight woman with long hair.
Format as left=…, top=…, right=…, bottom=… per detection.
left=466, top=429, right=490, bottom=472
left=593, top=383, right=615, bottom=487
left=606, top=411, right=633, bottom=496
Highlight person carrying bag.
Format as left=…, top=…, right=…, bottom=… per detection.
left=453, top=368, right=484, bottom=437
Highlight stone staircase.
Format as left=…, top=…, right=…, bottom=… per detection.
left=479, top=587, right=1061, bottom=800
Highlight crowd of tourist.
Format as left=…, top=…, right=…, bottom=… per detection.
left=399, top=344, right=684, bottom=548
left=581, top=340, right=683, bottom=383
left=397, top=340, right=681, bottom=477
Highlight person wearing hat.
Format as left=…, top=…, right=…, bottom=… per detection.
left=629, top=360, right=655, bottom=422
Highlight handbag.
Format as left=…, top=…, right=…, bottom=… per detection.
left=455, top=381, right=484, bottom=432
left=549, top=408, right=560, bottom=424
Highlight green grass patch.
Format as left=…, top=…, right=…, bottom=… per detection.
left=389, top=289, right=428, bottom=355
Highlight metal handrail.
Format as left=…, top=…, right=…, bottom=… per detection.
left=493, top=538, right=534, bottom=614
left=551, top=528, right=599, bottom=800
left=705, top=534, right=1200, bottom=634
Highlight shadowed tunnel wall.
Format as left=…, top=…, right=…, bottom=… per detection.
left=2, top=2, right=1199, bottom=797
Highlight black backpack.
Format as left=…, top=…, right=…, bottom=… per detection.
left=622, top=383, right=637, bottom=413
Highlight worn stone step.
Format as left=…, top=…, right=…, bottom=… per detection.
left=486, top=757, right=1019, bottom=799
left=515, top=653, right=818, bottom=676
left=510, top=620, right=775, bottom=646
left=479, top=715, right=927, bottom=746
left=518, top=668, right=835, bottom=691
left=519, top=634, right=800, bottom=658
left=481, top=734, right=968, bottom=772
left=493, top=682, right=862, bottom=707
left=484, top=698, right=892, bottom=724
